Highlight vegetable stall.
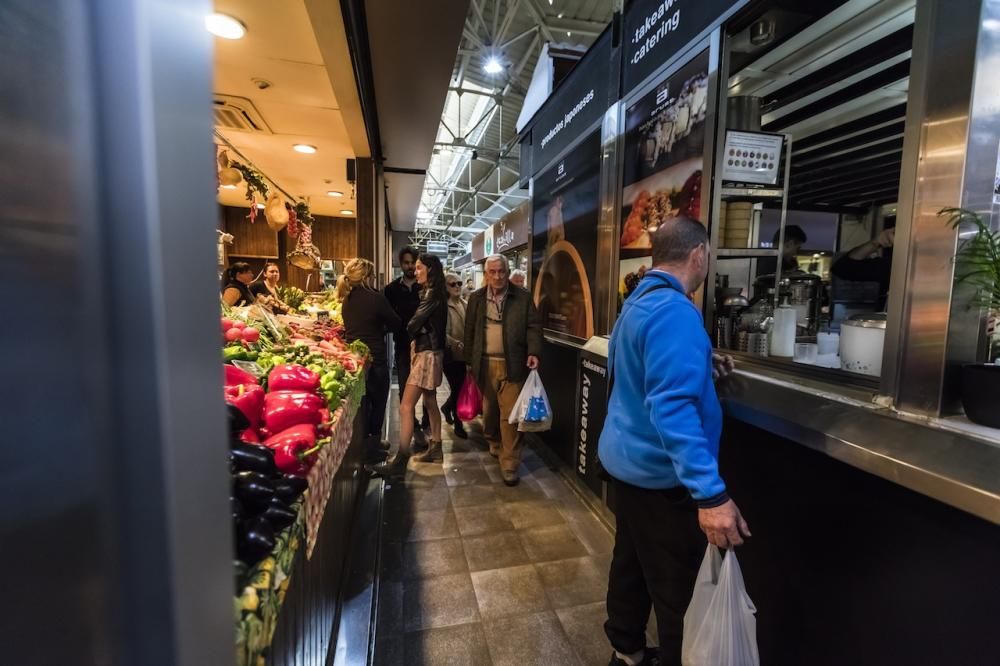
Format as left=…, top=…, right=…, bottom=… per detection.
left=221, top=302, right=369, bottom=665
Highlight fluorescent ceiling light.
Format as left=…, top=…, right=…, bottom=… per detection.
left=558, top=12, right=564, bottom=18
left=205, top=13, right=246, bottom=40
left=292, top=144, right=317, bottom=154
left=340, top=210, right=355, bottom=216
left=256, top=203, right=265, bottom=209
left=484, top=57, right=503, bottom=74
left=220, top=184, right=238, bottom=189
left=327, top=190, right=343, bottom=197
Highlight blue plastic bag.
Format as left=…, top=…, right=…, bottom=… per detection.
left=508, top=369, right=552, bottom=432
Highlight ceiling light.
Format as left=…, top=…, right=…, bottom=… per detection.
left=256, top=203, right=265, bottom=209
left=292, top=144, right=317, bottom=154
left=558, top=12, right=564, bottom=18
left=484, top=57, right=503, bottom=74
left=340, top=210, right=355, bottom=216
left=205, top=13, right=246, bottom=40
left=220, top=184, right=238, bottom=190
left=327, top=190, right=344, bottom=197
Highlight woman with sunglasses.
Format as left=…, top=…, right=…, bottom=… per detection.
left=369, top=253, right=449, bottom=476
left=441, top=272, right=469, bottom=439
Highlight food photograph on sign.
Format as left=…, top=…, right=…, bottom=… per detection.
left=620, top=51, right=709, bottom=258
left=532, top=131, right=601, bottom=341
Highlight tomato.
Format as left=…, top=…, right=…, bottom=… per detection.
left=242, top=327, right=260, bottom=343
left=225, top=328, right=243, bottom=342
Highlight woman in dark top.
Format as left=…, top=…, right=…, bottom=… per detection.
left=369, top=253, right=448, bottom=477
left=221, top=262, right=255, bottom=307
left=337, top=258, right=401, bottom=461
left=250, top=262, right=290, bottom=314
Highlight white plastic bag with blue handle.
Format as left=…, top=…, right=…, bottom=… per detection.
left=682, top=546, right=759, bottom=666
left=508, top=369, right=552, bottom=432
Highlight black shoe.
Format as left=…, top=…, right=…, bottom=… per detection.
left=363, top=449, right=389, bottom=465
left=366, top=453, right=409, bottom=479
left=453, top=420, right=467, bottom=439
left=607, top=648, right=661, bottom=666
left=442, top=405, right=455, bottom=425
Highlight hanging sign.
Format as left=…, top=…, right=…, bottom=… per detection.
left=623, top=0, right=733, bottom=93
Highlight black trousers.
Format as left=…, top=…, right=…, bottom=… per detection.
left=441, top=358, right=466, bottom=420
left=364, top=362, right=391, bottom=441
left=605, top=478, right=706, bottom=666
left=394, top=345, right=429, bottom=428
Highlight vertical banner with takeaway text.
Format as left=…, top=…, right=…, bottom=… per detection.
left=532, top=131, right=602, bottom=341
left=619, top=50, right=709, bottom=307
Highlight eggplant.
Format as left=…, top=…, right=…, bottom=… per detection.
left=230, top=443, right=277, bottom=476
left=227, top=403, right=251, bottom=434
left=233, top=471, right=275, bottom=512
left=262, top=498, right=298, bottom=530
left=237, top=517, right=276, bottom=566
left=273, top=476, right=308, bottom=504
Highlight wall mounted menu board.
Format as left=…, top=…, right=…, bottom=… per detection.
left=532, top=131, right=601, bottom=341
left=529, top=30, right=612, bottom=175
left=623, top=0, right=732, bottom=93
left=722, top=130, right=784, bottom=186
left=620, top=50, right=709, bottom=264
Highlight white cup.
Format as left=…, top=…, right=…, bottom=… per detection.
left=794, top=343, right=819, bottom=364
left=817, top=332, right=839, bottom=355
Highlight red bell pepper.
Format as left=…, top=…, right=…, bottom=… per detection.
left=224, top=364, right=259, bottom=387
left=317, top=407, right=332, bottom=436
left=240, top=428, right=261, bottom=444
left=263, top=390, right=324, bottom=433
left=225, top=384, right=265, bottom=430
left=267, top=364, right=321, bottom=392
left=263, top=424, right=327, bottom=477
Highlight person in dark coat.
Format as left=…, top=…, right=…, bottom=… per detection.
left=464, top=254, right=543, bottom=486
left=337, top=258, right=401, bottom=462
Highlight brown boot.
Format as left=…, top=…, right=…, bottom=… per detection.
left=412, top=439, right=443, bottom=463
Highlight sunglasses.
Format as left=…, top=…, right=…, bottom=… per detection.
left=447, top=281, right=461, bottom=287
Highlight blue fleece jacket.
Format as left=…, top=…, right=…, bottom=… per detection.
left=598, top=271, right=727, bottom=507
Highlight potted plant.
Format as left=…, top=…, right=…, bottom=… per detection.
left=942, top=207, right=1000, bottom=427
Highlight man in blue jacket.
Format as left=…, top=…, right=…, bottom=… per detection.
left=600, top=216, right=750, bottom=666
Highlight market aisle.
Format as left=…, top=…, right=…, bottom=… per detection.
left=372, top=386, right=618, bottom=665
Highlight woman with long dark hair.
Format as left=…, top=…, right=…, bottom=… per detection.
left=337, top=258, right=401, bottom=462
left=369, top=253, right=448, bottom=476
left=221, top=261, right=255, bottom=307
left=250, top=262, right=290, bottom=314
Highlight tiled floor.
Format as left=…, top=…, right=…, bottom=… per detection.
left=373, top=388, right=617, bottom=665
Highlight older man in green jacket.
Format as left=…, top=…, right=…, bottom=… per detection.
left=464, top=255, right=544, bottom=485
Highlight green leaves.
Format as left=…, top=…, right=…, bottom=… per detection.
left=941, top=207, right=1000, bottom=314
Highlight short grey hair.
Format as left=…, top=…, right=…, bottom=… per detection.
left=511, top=269, right=526, bottom=281
left=484, top=254, right=509, bottom=271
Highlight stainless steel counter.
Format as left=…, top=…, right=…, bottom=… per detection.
left=718, top=364, right=1000, bottom=525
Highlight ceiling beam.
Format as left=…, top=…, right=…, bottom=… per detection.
left=522, top=0, right=555, bottom=43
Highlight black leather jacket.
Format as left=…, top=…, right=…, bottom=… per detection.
left=407, top=291, right=448, bottom=353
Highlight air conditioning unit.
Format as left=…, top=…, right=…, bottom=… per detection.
left=213, top=94, right=272, bottom=134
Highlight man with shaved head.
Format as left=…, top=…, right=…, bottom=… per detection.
left=599, top=217, right=751, bottom=666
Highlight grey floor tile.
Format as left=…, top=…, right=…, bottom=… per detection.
left=557, top=502, right=615, bottom=555
left=463, top=532, right=532, bottom=572
left=470, top=565, right=550, bottom=620
left=454, top=504, right=515, bottom=537
left=494, top=477, right=547, bottom=504
left=535, top=556, right=610, bottom=608
left=446, top=464, right=493, bottom=487
left=403, top=538, right=469, bottom=581
left=482, top=611, right=581, bottom=666
left=403, top=572, right=481, bottom=632
left=407, top=485, right=452, bottom=512
left=556, top=602, right=611, bottom=666
left=450, top=484, right=500, bottom=508
left=505, top=500, right=567, bottom=530
left=402, top=622, right=493, bottom=666
left=406, top=508, right=460, bottom=542
left=484, top=463, right=505, bottom=485
left=535, top=474, right=572, bottom=499
left=519, top=524, right=589, bottom=562
left=402, top=464, right=449, bottom=489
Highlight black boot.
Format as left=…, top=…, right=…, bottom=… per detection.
left=442, top=404, right=455, bottom=425
left=453, top=420, right=467, bottom=439
left=366, top=451, right=410, bottom=479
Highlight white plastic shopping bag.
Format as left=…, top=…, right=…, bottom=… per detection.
left=681, top=546, right=759, bottom=666
left=507, top=369, right=552, bottom=432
